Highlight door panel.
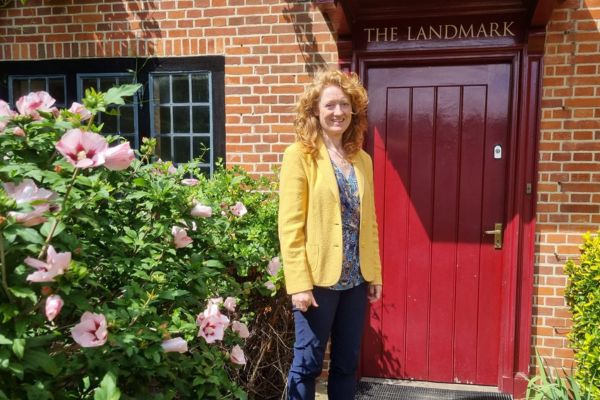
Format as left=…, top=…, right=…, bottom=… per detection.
left=362, top=63, right=511, bottom=386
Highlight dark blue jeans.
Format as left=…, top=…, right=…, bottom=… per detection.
left=287, top=283, right=368, bottom=400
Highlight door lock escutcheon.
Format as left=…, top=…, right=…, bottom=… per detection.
left=484, top=223, right=503, bottom=249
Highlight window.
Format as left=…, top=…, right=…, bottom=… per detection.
left=150, top=72, right=213, bottom=174
left=9, top=75, right=67, bottom=108
left=0, top=57, right=225, bottom=175
left=77, top=73, right=139, bottom=149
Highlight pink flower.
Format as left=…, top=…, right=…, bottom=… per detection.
left=68, top=102, right=92, bottom=121
left=196, top=303, right=230, bottom=344
left=45, top=294, right=63, bottom=322
left=264, top=281, right=276, bottom=290
left=12, top=127, right=25, bottom=137
left=209, top=297, right=223, bottom=305
left=3, top=179, right=57, bottom=227
left=16, top=91, right=57, bottom=120
left=223, top=297, right=237, bottom=312
left=191, top=203, right=212, bottom=218
left=0, top=100, right=15, bottom=131
left=24, top=245, right=71, bottom=282
left=161, top=337, right=188, bottom=353
left=55, top=129, right=108, bottom=169
left=172, top=226, right=192, bottom=248
left=230, top=345, right=246, bottom=365
left=71, top=311, right=108, bottom=348
left=181, top=178, right=199, bottom=186
left=230, top=201, right=247, bottom=217
left=104, top=142, right=135, bottom=170
left=267, top=257, right=281, bottom=276
left=232, top=321, right=250, bottom=339
left=3, top=179, right=56, bottom=204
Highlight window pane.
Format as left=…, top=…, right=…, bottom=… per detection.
left=102, top=109, right=118, bottom=134
left=172, top=106, right=190, bottom=133
left=159, top=136, right=172, bottom=161
left=192, top=74, right=209, bottom=103
left=199, top=166, right=211, bottom=176
left=172, top=74, right=189, bottom=103
left=192, top=106, right=210, bottom=133
left=49, top=78, right=65, bottom=105
left=157, top=106, right=171, bottom=134
left=30, top=79, right=45, bottom=92
left=120, top=107, right=135, bottom=134
left=192, top=136, right=210, bottom=163
left=100, top=77, right=116, bottom=92
left=81, top=78, right=97, bottom=94
left=12, top=80, right=29, bottom=100
left=154, top=75, right=170, bottom=103
left=173, top=136, right=191, bottom=163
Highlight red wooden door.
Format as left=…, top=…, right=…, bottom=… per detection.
left=362, top=63, right=512, bottom=386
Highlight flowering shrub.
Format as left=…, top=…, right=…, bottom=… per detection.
left=0, top=86, right=283, bottom=399
left=565, top=232, right=600, bottom=399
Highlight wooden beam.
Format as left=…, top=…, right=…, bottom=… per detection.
left=530, top=0, right=561, bottom=27
left=315, top=0, right=351, bottom=36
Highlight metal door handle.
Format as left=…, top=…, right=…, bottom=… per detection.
left=484, top=223, right=503, bottom=249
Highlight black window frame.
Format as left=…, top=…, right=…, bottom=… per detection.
left=0, top=57, right=226, bottom=173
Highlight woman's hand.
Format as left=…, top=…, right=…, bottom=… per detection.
left=291, top=290, right=319, bottom=312
left=368, top=284, right=382, bottom=303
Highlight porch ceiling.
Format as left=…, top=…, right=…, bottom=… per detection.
left=316, top=0, right=559, bottom=37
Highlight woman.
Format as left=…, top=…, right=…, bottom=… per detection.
left=278, top=69, right=383, bottom=400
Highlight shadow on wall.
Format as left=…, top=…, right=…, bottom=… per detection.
left=1, top=0, right=162, bottom=57
left=282, top=0, right=333, bottom=76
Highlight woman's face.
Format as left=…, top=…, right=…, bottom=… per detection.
left=315, top=85, right=352, bottom=139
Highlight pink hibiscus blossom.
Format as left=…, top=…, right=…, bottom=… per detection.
left=68, top=102, right=92, bottom=121
left=230, top=201, right=247, bottom=217
left=181, top=178, right=199, bottom=186
left=24, top=245, right=71, bottom=282
left=104, top=142, right=135, bottom=170
left=3, top=179, right=57, bottom=227
left=223, top=297, right=237, bottom=312
left=230, top=345, right=246, bottom=365
left=161, top=337, right=188, bottom=353
left=16, top=91, right=57, bottom=120
left=267, top=257, right=281, bottom=276
left=12, top=127, right=25, bottom=137
left=232, top=321, right=250, bottom=339
left=191, top=202, right=212, bottom=218
left=172, top=226, right=193, bottom=248
left=264, top=281, right=276, bottom=290
left=0, top=100, right=15, bottom=131
left=196, top=303, right=230, bottom=344
left=55, top=129, right=108, bottom=169
left=45, top=294, right=64, bottom=322
left=71, top=311, right=108, bottom=348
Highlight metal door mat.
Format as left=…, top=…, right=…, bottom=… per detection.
left=356, top=381, right=513, bottom=400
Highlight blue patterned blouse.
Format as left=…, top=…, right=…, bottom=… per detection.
left=330, top=162, right=365, bottom=290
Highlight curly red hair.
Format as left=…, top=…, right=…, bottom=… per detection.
left=293, top=69, right=368, bottom=159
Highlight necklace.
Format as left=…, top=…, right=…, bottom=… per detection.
left=327, top=147, right=350, bottom=167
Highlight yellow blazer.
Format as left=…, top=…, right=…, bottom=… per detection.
left=278, top=139, right=383, bottom=294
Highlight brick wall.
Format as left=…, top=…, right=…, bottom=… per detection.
left=1, top=0, right=595, bottom=385
left=535, top=0, right=600, bottom=370
left=0, top=0, right=339, bottom=175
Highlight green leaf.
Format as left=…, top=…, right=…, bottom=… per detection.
left=0, top=334, right=12, bottom=345
left=40, top=218, right=66, bottom=238
left=16, top=227, right=44, bottom=244
left=8, top=287, right=38, bottom=304
left=12, top=338, right=25, bottom=359
left=158, top=289, right=190, bottom=300
left=103, top=84, right=141, bottom=107
left=23, top=349, right=61, bottom=376
left=203, top=259, right=225, bottom=268
left=94, top=371, right=121, bottom=400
